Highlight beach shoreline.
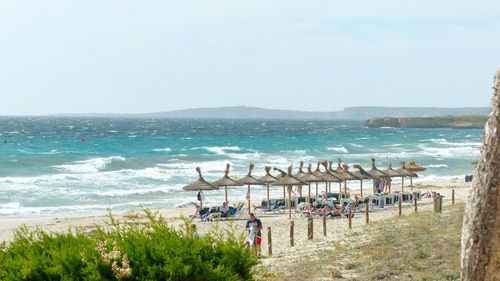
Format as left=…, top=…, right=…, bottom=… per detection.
left=0, top=179, right=471, bottom=247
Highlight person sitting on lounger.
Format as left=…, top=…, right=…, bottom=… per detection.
left=192, top=205, right=209, bottom=221
left=220, top=202, right=230, bottom=218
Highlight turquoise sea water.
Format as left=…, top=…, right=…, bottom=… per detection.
left=0, top=117, right=482, bottom=218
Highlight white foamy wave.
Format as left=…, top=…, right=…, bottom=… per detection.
left=349, top=143, right=364, bottom=148
left=54, top=156, right=126, bottom=173
left=424, top=138, right=481, bottom=147
left=152, top=147, right=172, bottom=152
left=384, top=144, right=403, bottom=147
left=194, top=146, right=241, bottom=154
left=327, top=147, right=349, bottom=153
left=424, top=164, right=448, bottom=168
left=418, top=145, right=480, bottom=158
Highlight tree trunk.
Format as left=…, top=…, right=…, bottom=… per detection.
left=461, top=68, right=500, bottom=281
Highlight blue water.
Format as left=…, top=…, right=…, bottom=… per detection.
left=0, top=117, right=482, bottom=217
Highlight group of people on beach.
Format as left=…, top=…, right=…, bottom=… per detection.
left=373, top=177, right=392, bottom=193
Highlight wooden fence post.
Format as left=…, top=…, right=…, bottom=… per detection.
left=267, top=226, right=272, bottom=256
left=365, top=204, right=369, bottom=224
left=452, top=189, right=455, bottom=205
left=398, top=195, right=402, bottom=216
left=323, top=215, right=327, bottom=236
left=414, top=197, right=418, bottom=213
left=348, top=208, right=352, bottom=229
left=307, top=216, right=313, bottom=240
left=290, top=221, right=294, bottom=247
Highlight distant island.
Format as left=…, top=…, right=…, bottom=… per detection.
left=364, top=115, right=488, bottom=129
left=50, top=106, right=490, bottom=120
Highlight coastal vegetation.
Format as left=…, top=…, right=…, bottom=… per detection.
left=0, top=210, right=258, bottom=281
left=365, top=115, right=487, bottom=128
left=255, top=203, right=464, bottom=280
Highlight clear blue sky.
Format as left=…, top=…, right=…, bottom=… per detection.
left=1, top=1, right=499, bottom=115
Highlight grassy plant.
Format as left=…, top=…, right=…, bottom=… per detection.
left=0, top=209, right=258, bottom=280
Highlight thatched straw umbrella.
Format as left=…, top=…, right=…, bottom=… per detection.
left=293, top=161, right=307, bottom=197
left=272, top=165, right=306, bottom=218
left=352, top=164, right=373, bottom=197
left=382, top=162, right=404, bottom=192
left=340, top=164, right=362, bottom=197
left=395, top=161, right=418, bottom=192
left=321, top=161, right=343, bottom=198
left=183, top=167, right=219, bottom=208
left=299, top=164, right=323, bottom=204
left=312, top=161, right=324, bottom=196
left=404, top=160, right=426, bottom=186
left=258, top=166, right=278, bottom=209
left=273, top=167, right=288, bottom=200
left=367, top=158, right=387, bottom=194
left=238, top=163, right=264, bottom=215
left=328, top=160, right=346, bottom=195
left=212, top=163, right=242, bottom=203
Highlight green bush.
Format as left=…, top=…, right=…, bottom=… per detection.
left=0, top=210, right=258, bottom=280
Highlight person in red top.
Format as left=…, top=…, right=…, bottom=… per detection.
left=245, top=213, right=263, bottom=255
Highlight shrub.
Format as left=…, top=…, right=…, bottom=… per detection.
left=0, top=210, right=258, bottom=280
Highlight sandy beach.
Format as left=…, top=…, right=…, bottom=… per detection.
left=1, top=179, right=470, bottom=261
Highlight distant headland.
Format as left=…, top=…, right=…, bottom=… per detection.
left=48, top=106, right=490, bottom=120
left=365, top=115, right=488, bottom=129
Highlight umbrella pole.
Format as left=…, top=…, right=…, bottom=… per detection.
left=288, top=185, right=292, bottom=219
left=247, top=185, right=251, bottom=215
left=225, top=186, right=228, bottom=203
left=267, top=183, right=270, bottom=208
left=402, top=177, right=405, bottom=193
left=339, top=182, right=342, bottom=198
left=410, top=176, right=413, bottom=187
left=360, top=180, right=363, bottom=198
left=325, top=182, right=328, bottom=197
left=283, top=186, right=286, bottom=201
left=315, top=182, right=318, bottom=197
left=344, top=180, right=347, bottom=198
left=308, top=183, right=311, bottom=204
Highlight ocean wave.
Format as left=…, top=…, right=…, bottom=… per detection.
left=327, top=146, right=349, bottom=153
left=152, top=147, right=172, bottom=152
left=54, top=156, right=126, bottom=173
left=349, top=143, right=364, bottom=148
left=193, top=146, right=241, bottom=154
left=423, top=138, right=481, bottom=147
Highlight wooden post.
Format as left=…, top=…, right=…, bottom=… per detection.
left=323, top=215, right=327, bottom=236
left=290, top=221, right=294, bottom=247
left=315, top=182, right=318, bottom=197
left=414, top=196, right=418, bottom=213
left=398, top=195, right=402, bottom=216
left=344, top=181, right=347, bottom=198
left=267, top=226, right=272, bottom=256
left=348, top=208, right=352, bottom=229
left=401, top=177, right=405, bottom=192
left=225, top=186, right=228, bottom=204
left=365, top=204, right=369, bottom=224
left=452, top=189, right=455, bottom=205
left=308, top=183, right=311, bottom=204
left=288, top=186, right=292, bottom=219
left=247, top=185, right=251, bottom=215
left=307, top=216, right=313, bottom=240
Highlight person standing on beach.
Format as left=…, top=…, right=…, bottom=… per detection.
left=245, top=213, right=263, bottom=255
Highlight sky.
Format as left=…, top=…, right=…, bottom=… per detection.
left=0, top=1, right=499, bottom=115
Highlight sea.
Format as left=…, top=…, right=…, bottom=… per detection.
left=0, top=117, right=482, bottom=218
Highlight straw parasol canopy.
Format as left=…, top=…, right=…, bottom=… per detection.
left=321, top=161, right=343, bottom=197
left=335, top=158, right=344, bottom=173
left=183, top=167, right=218, bottom=208
left=327, top=160, right=345, bottom=195
left=383, top=162, right=404, bottom=178
left=405, top=160, right=427, bottom=172
left=353, top=164, right=373, bottom=197
left=183, top=167, right=219, bottom=191
left=212, top=163, right=242, bottom=203
left=312, top=161, right=325, bottom=197
left=272, top=165, right=306, bottom=218
left=381, top=162, right=404, bottom=193
left=258, top=166, right=278, bottom=208
left=293, top=161, right=307, bottom=197
left=396, top=161, right=419, bottom=192
left=300, top=164, right=323, bottom=202
left=367, top=158, right=387, bottom=179
left=273, top=167, right=288, bottom=200
left=238, top=163, right=264, bottom=215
